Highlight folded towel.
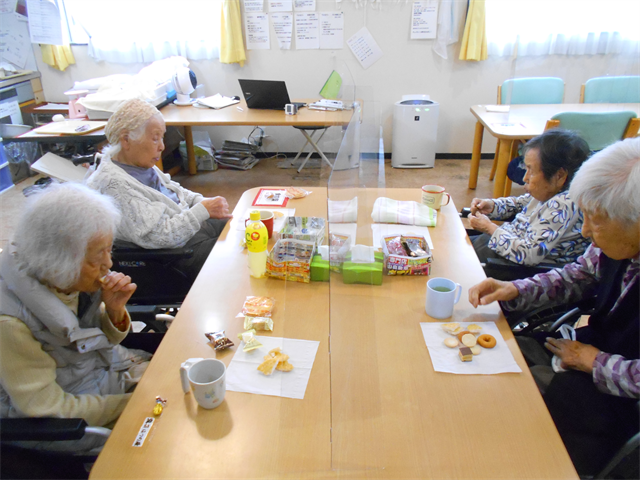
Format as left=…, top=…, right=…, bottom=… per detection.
left=328, top=197, right=358, bottom=223
left=371, top=197, right=437, bottom=227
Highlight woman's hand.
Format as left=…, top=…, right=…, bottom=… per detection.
left=201, top=196, right=233, bottom=219
left=544, top=338, right=600, bottom=374
left=468, top=212, right=499, bottom=235
left=469, top=278, right=519, bottom=308
left=101, top=272, right=136, bottom=329
left=470, top=198, right=495, bottom=215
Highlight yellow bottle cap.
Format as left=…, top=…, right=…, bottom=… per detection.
left=249, top=210, right=261, bottom=221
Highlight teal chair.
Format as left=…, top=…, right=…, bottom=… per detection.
left=581, top=76, right=640, bottom=104
left=546, top=111, right=639, bottom=151
left=499, top=77, right=565, bottom=105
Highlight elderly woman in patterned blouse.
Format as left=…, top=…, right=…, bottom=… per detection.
left=468, top=137, right=640, bottom=477
left=85, top=99, right=232, bottom=283
left=468, top=129, right=590, bottom=280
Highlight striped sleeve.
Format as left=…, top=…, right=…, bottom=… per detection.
left=593, top=352, right=640, bottom=399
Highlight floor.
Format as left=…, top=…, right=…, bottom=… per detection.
left=0, top=156, right=524, bottom=252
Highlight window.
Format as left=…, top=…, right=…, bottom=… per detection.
left=485, top=0, right=640, bottom=56
left=61, top=0, right=222, bottom=63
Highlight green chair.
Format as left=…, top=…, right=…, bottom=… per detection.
left=499, top=77, right=565, bottom=105
left=546, top=111, right=639, bottom=151
left=580, top=76, right=640, bottom=104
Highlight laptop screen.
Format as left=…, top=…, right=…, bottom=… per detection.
left=238, top=79, right=294, bottom=110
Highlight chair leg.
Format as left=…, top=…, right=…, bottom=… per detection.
left=489, top=141, right=500, bottom=181
left=504, top=178, right=513, bottom=197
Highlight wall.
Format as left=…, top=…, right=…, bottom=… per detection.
left=34, top=0, right=640, bottom=155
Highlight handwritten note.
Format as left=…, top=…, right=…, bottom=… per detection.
left=319, top=12, right=343, bottom=49
left=272, top=12, right=292, bottom=50
left=245, top=12, right=270, bottom=50
left=347, top=26, right=383, bottom=70
left=269, top=0, right=293, bottom=12
left=0, top=0, right=16, bottom=14
left=411, top=0, right=438, bottom=39
left=0, top=11, right=31, bottom=67
left=26, top=0, right=65, bottom=45
left=244, top=0, right=264, bottom=12
left=295, top=12, right=319, bottom=49
left=294, top=0, right=315, bottom=11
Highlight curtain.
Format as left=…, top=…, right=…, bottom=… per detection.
left=41, top=45, right=76, bottom=71
left=458, top=0, right=488, bottom=61
left=432, top=0, right=464, bottom=60
left=220, top=0, right=246, bottom=66
left=485, top=0, right=640, bottom=57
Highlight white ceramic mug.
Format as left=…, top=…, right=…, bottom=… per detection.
left=180, top=358, right=226, bottom=409
left=421, top=185, right=451, bottom=210
left=425, top=277, right=462, bottom=319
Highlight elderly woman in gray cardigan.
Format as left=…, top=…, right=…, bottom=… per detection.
left=0, top=183, right=150, bottom=452
left=85, top=99, right=232, bottom=282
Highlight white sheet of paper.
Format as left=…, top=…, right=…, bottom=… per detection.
left=0, top=98, right=21, bottom=122
left=319, top=12, right=343, bottom=49
left=294, top=0, right=315, bottom=11
left=271, top=12, right=293, bottom=49
left=371, top=224, right=434, bottom=250
left=26, top=0, right=65, bottom=45
left=236, top=207, right=295, bottom=233
left=328, top=223, right=358, bottom=248
left=411, top=0, right=438, bottom=39
left=268, top=0, right=293, bottom=12
left=245, top=12, right=270, bottom=50
left=34, top=102, right=68, bottom=110
left=347, top=26, right=383, bottom=69
left=226, top=336, right=320, bottom=399
left=0, top=1, right=17, bottom=14
left=0, top=12, right=31, bottom=68
left=420, top=322, right=522, bottom=375
left=244, top=0, right=264, bottom=12
left=295, top=12, right=319, bottom=49
left=485, top=105, right=510, bottom=113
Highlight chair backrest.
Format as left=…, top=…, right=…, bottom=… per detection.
left=583, top=76, right=640, bottom=104
left=500, top=77, right=565, bottom=105
left=549, top=111, right=638, bottom=151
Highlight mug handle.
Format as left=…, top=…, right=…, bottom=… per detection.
left=441, top=193, right=451, bottom=206
left=180, top=358, right=203, bottom=393
left=453, top=283, right=462, bottom=305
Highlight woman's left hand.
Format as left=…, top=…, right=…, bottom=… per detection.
left=468, top=213, right=498, bottom=235
left=101, top=272, right=136, bottom=327
left=544, top=337, right=600, bottom=374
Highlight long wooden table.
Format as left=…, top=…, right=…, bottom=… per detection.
left=468, top=103, right=640, bottom=198
left=90, top=187, right=578, bottom=479
left=161, top=100, right=355, bottom=175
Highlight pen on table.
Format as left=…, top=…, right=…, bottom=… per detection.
left=236, top=106, right=244, bottom=112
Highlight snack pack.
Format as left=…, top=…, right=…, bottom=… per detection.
left=242, top=296, right=276, bottom=317
left=285, top=187, right=311, bottom=199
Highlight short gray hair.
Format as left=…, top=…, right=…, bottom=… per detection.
left=569, top=137, right=640, bottom=223
left=13, top=183, right=121, bottom=290
left=102, top=113, right=163, bottom=158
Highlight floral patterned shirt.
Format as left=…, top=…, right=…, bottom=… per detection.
left=504, top=245, right=639, bottom=398
left=487, top=192, right=589, bottom=266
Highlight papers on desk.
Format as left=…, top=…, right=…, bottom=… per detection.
left=31, top=120, right=106, bottom=135
left=226, top=336, right=319, bottom=399
left=490, top=122, right=526, bottom=134
left=420, top=322, right=521, bottom=375
left=371, top=224, right=434, bottom=250
left=195, top=94, right=240, bottom=110
left=34, top=103, right=69, bottom=111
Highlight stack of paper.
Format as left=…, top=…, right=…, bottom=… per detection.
left=214, top=140, right=259, bottom=170
left=195, top=94, right=239, bottom=110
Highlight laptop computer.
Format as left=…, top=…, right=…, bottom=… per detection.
left=238, top=79, right=306, bottom=110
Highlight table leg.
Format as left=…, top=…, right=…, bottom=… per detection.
left=184, top=126, right=197, bottom=175
left=299, top=129, right=332, bottom=171
left=468, top=121, right=484, bottom=189
left=493, top=139, right=512, bottom=198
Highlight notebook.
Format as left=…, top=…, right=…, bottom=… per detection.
left=238, top=79, right=306, bottom=110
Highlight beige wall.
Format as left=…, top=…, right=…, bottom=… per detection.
left=34, top=0, right=640, bottom=154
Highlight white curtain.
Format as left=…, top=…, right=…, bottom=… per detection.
left=64, top=0, right=222, bottom=63
left=485, top=0, right=640, bottom=56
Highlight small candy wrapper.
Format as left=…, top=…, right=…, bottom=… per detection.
left=205, top=331, right=234, bottom=350
left=241, top=330, right=263, bottom=353
left=238, top=328, right=257, bottom=340
left=242, top=296, right=276, bottom=317
left=244, top=316, right=274, bottom=331
left=285, top=187, right=310, bottom=199
left=153, top=396, right=167, bottom=416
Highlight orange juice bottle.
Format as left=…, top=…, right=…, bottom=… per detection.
left=246, top=210, right=268, bottom=278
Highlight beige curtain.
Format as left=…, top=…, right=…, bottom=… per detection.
left=41, top=45, right=76, bottom=71
left=458, top=0, right=487, bottom=61
left=220, top=0, right=246, bottom=66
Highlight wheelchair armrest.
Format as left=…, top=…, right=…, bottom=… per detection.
left=485, top=257, right=558, bottom=273
left=113, top=245, right=194, bottom=260
left=1, top=418, right=89, bottom=442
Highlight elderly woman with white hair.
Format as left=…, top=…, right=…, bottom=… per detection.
left=0, top=183, right=152, bottom=452
left=468, top=137, right=639, bottom=476
left=85, top=98, right=232, bottom=282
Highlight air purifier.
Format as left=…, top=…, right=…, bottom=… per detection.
left=392, top=94, right=439, bottom=168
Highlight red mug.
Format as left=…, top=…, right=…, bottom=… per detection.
left=245, top=210, right=275, bottom=238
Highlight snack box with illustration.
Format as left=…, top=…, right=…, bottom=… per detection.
left=279, top=216, right=326, bottom=247
left=266, top=238, right=315, bottom=283
left=381, top=234, right=432, bottom=276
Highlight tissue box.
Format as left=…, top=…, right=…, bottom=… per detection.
left=310, top=255, right=331, bottom=282
left=342, top=251, right=384, bottom=285
left=381, top=234, right=432, bottom=276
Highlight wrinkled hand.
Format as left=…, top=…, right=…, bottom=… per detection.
left=544, top=338, right=600, bottom=374
left=101, top=272, right=136, bottom=327
left=468, top=212, right=498, bottom=235
left=470, top=198, right=495, bottom=215
left=469, top=278, right=519, bottom=308
left=201, top=196, right=233, bottom=219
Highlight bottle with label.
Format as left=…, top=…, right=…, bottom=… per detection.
left=246, top=210, right=268, bottom=278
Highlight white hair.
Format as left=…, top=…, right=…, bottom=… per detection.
left=13, top=183, right=121, bottom=290
left=569, top=137, right=640, bottom=223
left=102, top=113, right=162, bottom=158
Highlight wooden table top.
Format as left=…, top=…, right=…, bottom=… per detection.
left=471, top=103, right=640, bottom=140
left=90, top=187, right=577, bottom=480
left=161, top=99, right=355, bottom=127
